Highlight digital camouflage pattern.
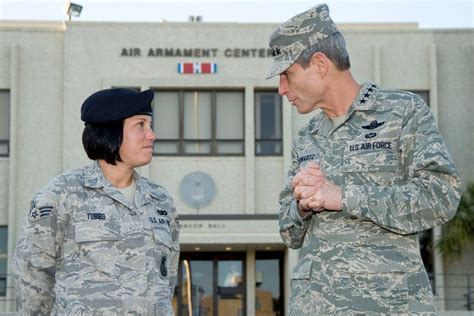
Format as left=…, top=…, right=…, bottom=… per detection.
left=279, top=82, right=462, bottom=315
left=12, top=161, right=180, bottom=315
left=267, top=3, right=338, bottom=79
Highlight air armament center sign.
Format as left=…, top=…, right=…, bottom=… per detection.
left=121, top=47, right=273, bottom=58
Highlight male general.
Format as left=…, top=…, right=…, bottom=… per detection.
left=268, top=4, right=462, bottom=315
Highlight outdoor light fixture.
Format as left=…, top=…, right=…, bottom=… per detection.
left=66, top=2, right=83, bottom=20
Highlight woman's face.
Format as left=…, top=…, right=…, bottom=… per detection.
left=119, top=115, right=156, bottom=168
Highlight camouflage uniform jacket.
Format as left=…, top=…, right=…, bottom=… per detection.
left=12, top=161, right=180, bottom=315
left=279, top=82, right=461, bottom=315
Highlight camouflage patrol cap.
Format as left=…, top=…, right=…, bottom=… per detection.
left=267, top=4, right=339, bottom=79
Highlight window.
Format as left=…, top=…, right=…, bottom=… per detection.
left=255, top=252, right=284, bottom=316
left=255, top=91, right=282, bottom=156
left=111, top=86, right=140, bottom=91
left=0, top=91, right=10, bottom=157
left=175, top=252, right=246, bottom=316
left=0, top=226, right=7, bottom=296
left=409, top=90, right=429, bottom=105
left=153, top=90, right=244, bottom=156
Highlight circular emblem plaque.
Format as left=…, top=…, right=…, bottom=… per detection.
left=180, top=171, right=216, bottom=209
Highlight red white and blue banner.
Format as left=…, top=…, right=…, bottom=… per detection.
left=178, top=62, right=217, bottom=74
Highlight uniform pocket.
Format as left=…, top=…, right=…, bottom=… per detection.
left=343, top=141, right=399, bottom=186
left=149, top=220, right=173, bottom=282
left=151, top=222, right=172, bottom=249
left=348, top=262, right=409, bottom=314
left=73, top=221, right=121, bottom=280
left=343, top=144, right=398, bottom=172
left=74, top=220, right=121, bottom=243
left=342, top=161, right=397, bottom=173
left=289, top=260, right=316, bottom=314
left=153, top=302, right=174, bottom=316
left=350, top=269, right=409, bottom=313
left=65, top=299, right=123, bottom=315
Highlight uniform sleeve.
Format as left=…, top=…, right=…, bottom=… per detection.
left=11, top=191, right=65, bottom=314
left=168, top=202, right=180, bottom=299
left=278, top=147, right=313, bottom=249
left=342, top=97, right=462, bottom=235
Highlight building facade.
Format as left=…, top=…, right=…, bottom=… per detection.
left=0, top=20, right=473, bottom=314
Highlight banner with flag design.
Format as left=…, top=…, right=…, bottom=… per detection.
left=178, top=62, right=217, bottom=74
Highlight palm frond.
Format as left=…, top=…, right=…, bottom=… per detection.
left=436, top=183, right=474, bottom=260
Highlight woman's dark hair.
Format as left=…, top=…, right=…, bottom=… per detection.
left=82, top=121, right=123, bottom=165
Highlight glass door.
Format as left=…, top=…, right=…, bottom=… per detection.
left=180, top=259, right=213, bottom=316
left=175, top=252, right=246, bottom=316
left=217, top=260, right=244, bottom=315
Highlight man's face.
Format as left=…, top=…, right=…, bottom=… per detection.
left=278, top=61, right=324, bottom=114
left=119, top=115, right=155, bottom=168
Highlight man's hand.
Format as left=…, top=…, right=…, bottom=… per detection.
left=292, top=162, right=343, bottom=213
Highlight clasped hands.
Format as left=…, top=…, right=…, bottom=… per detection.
left=291, top=162, right=343, bottom=214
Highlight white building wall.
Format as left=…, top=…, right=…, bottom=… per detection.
left=0, top=20, right=473, bottom=313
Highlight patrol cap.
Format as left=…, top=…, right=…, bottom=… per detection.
left=266, top=4, right=339, bottom=79
left=81, top=88, right=154, bottom=123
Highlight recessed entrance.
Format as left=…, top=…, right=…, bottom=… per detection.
left=174, top=252, right=246, bottom=316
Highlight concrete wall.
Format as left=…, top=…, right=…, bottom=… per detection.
left=0, top=20, right=473, bottom=313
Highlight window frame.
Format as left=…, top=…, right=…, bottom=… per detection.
left=0, top=226, right=8, bottom=297
left=408, top=90, right=430, bottom=106
left=0, top=90, right=10, bottom=158
left=153, top=89, right=245, bottom=156
left=255, top=251, right=284, bottom=316
left=254, top=90, right=283, bottom=156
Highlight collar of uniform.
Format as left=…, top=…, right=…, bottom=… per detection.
left=134, top=177, right=158, bottom=207
left=84, top=161, right=142, bottom=190
left=85, top=161, right=152, bottom=210
left=84, top=162, right=132, bottom=209
left=309, top=82, right=379, bottom=137
left=308, top=110, right=327, bottom=136
left=84, top=161, right=109, bottom=188
left=350, top=81, right=379, bottom=112
left=312, top=112, right=333, bottom=137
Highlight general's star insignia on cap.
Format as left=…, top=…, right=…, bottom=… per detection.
left=272, top=47, right=281, bottom=57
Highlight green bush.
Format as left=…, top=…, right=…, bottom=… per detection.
left=436, top=183, right=474, bottom=259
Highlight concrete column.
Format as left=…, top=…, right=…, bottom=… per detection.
left=7, top=43, right=19, bottom=312
left=245, top=86, right=255, bottom=214
left=374, top=45, right=382, bottom=84
left=246, top=249, right=256, bottom=316
left=429, top=44, right=439, bottom=123
left=433, top=226, right=445, bottom=311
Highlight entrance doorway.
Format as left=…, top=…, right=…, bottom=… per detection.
left=174, top=252, right=246, bottom=316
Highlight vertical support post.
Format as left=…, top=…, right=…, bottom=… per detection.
left=6, top=43, right=19, bottom=313
left=246, top=250, right=256, bottom=316
left=467, top=274, right=472, bottom=311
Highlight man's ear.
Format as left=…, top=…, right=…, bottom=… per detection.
left=310, top=52, right=329, bottom=75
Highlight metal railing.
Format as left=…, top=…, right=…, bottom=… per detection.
left=0, top=273, right=473, bottom=312
left=431, top=273, right=474, bottom=311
